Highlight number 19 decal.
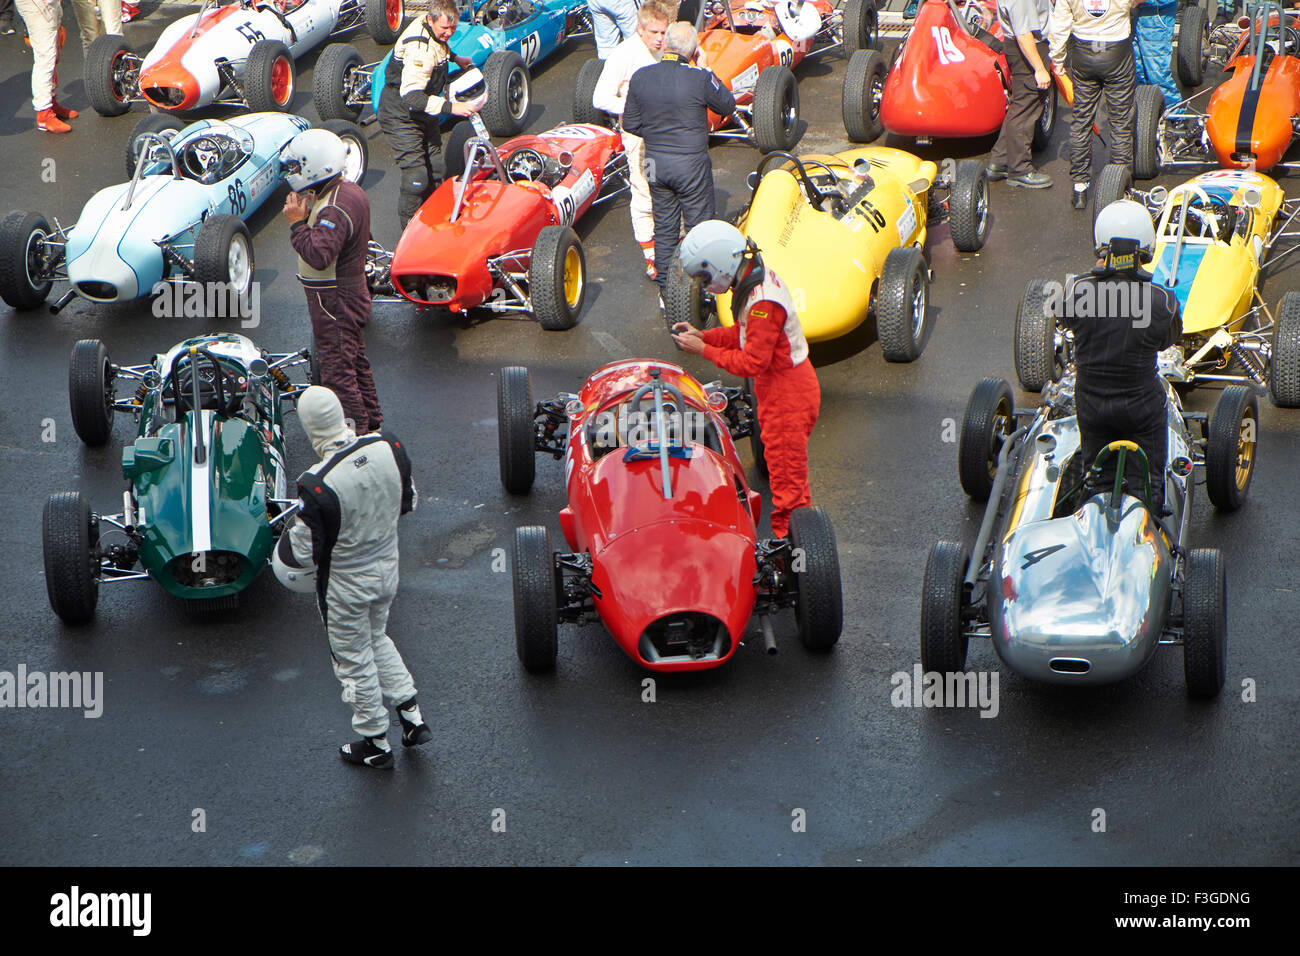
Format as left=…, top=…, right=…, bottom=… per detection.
left=931, top=26, right=965, bottom=64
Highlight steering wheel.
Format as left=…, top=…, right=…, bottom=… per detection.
left=1184, top=194, right=1231, bottom=240
left=506, top=147, right=546, bottom=183
left=169, top=349, right=236, bottom=420
left=184, top=137, right=221, bottom=181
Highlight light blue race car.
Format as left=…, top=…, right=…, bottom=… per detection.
left=0, top=112, right=367, bottom=315
left=312, top=0, right=592, bottom=137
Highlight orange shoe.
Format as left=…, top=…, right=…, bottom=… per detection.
left=37, top=108, right=72, bottom=133
left=51, top=99, right=78, bottom=121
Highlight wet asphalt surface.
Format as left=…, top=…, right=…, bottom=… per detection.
left=0, top=3, right=1296, bottom=867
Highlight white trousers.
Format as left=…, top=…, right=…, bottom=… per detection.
left=70, top=0, right=122, bottom=55
left=623, top=131, right=654, bottom=244
left=14, top=0, right=60, bottom=111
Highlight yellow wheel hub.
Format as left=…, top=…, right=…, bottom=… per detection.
left=1236, top=409, right=1256, bottom=489
left=563, top=246, right=582, bottom=308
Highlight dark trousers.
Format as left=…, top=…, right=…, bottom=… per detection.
left=303, top=282, right=383, bottom=433
left=989, top=39, right=1048, bottom=176
left=648, top=151, right=717, bottom=293
left=1068, top=37, right=1136, bottom=185
left=377, top=86, right=445, bottom=233
left=1077, top=384, right=1167, bottom=512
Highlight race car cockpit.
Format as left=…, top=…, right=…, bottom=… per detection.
left=177, top=128, right=254, bottom=185
left=1162, top=191, right=1236, bottom=243
left=478, top=0, right=536, bottom=29
left=504, top=146, right=572, bottom=187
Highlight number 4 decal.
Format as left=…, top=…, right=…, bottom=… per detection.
left=520, top=32, right=540, bottom=66
left=931, top=26, right=965, bottom=64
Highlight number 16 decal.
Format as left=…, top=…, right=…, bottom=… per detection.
left=931, top=26, right=965, bottom=64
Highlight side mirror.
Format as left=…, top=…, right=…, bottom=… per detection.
left=1147, top=184, right=1167, bottom=206
left=1243, top=187, right=1262, bottom=209
left=247, top=358, right=268, bottom=378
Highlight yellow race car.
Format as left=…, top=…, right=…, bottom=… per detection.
left=1015, top=163, right=1300, bottom=407
left=665, top=147, right=989, bottom=361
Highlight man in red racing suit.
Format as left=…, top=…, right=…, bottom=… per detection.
left=671, top=220, right=820, bottom=538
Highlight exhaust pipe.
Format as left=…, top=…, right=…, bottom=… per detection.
left=49, top=289, right=77, bottom=314
left=760, top=614, right=778, bottom=655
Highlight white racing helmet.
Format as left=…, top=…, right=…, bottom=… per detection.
left=272, top=529, right=316, bottom=593
left=678, top=220, right=749, bottom=294
left=450, top=68, right=488, bottom=105
left=1094, top=199, right=1156, bottom=259
left=279, top=129, right=349, bottom=192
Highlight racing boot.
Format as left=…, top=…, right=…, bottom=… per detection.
left=339, top=735, right=394, bottom=769
left=36, top=109, right=71, bottom=134
left=1071, top=183, right=1090, bottom=211
left=122, top=2, right=141, bottom=21
left=51, top=98, right=78, bottom=121
left=639, top=240, right=656, bottom=280
left=396, top=697, right=432, bottom=747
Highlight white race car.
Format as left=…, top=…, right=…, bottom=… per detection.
left=85, top=0, right=406, bottom=116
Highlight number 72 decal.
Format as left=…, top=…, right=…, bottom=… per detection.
left=519, top=32, right=541, bottom=65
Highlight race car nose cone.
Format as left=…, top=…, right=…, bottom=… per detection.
left=68, top=253, right=139, bottom=302
left=139, top=62, right=199, bottom=111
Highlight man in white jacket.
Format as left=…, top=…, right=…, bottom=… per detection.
left=592, top=0, right=671, bottom=278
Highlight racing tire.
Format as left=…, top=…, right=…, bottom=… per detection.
left=1133, top=84, right=1164, bottom=180
left=0, top=211, right=55, bottom=310
left=318, top=119, right=370, bottom=184
left=1031, top=81, right=1058, bottom=152
left=752, top=66, right=801, bottom=154
left=948, top=159, right=989, bottom=252
left=572, top=58, right=612, bottom=127
left=1204, top=385, right=1258, bottom=512
left=442, top=119, right=475, bottom=180
left=313, top=44, right=365, bottom=122
left=842, top=0, right=880, bottom=55
left=1176, top=4, right=1209, bottom=89
left=530, top=226, right=585, bottom=331
left=788, top=507, right=843, bottom=651
left=482, top=50, right=531, bottom=137
left=125, top=114, right=186, bottom=179
left=1093, top=162, right=1134, bottom=230
left=43, top=492, right=100, bottom=626
left=245, top=40, right=296, bottom=113
left=664, top=271, right=713, bottom=332
left=958, top=377, right=1015, bottom=501
left=1269, top=291, right=1300, bottom=407
left=1013, top=279, right=1061, bottom=392
left=365, top=0, right=406, bottom=45
left=308, top=345, right=321, bottom=387
left=512, top=526, right=558, bottom=672
left=193, top=215, right=255, bottom=312
left=874, top=245, right=930, bottom=363
left=920, top=539, right=970, bottom=676
left=86, top=35, right=135, bottom=117
left=1182, top=547, right=1226, bottom=699
left=69, top=339, right=115, bottom=447
left=741, top=378, right=768, bottom=478
left=498, top=366, right=537, bottom=495
left=842, top=49, right=886, bottom=144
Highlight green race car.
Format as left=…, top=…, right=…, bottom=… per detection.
left=43, top=332, right=315, bottom=624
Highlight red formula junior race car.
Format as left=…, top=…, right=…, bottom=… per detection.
left=497, top=361, right=843, bottom=672
left=843, top=0, right=1056, bottom=147
left=370, top=112, right=629, bottom=329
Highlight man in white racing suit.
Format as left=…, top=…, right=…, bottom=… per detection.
left=591, top=0, right=670, bottom=278
left=284, top=387, right=431, bottom=769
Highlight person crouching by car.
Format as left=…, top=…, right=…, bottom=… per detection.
left=273, top=386, right=430, bottom=769
left=592, top=0, right=672, bottom=279
left=281, top=128, right=384, bottom=435
left=1063, top=200, right=1181, bottom=512
left=670, top=221, right=820, bottom=539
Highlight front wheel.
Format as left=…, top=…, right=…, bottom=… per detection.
left=482, top=50, right=531, bottom=137
left=1093, top=163, right=1134, bottom=231
left=842, top=0, right=879, bottom=54
left=874, top=245, right=930, bottom=362
left=193, top=214, right=255, bottom=308
left=948, top=159, right=989, bottom=252
left=1014, top=279, right=1060, bottom=392
left=43, top=492, right=100, bottom=625
left=513, top=526, right=559, bottom=672
left=920, top=539, right=970, bottom=675
left=498, top=366, right=536, bottom=495
left=317, top=118, right=369, bottom=184
left=664, top=271, right=713, bottom=332
left=788, top=507, right=843, bottom=650
left=69, top=339, right=115, bottom=447
left=0, top=211, right=56, bottom=310
left=842, top=49, right=886, bottom=144
left=1204, top=385, right=1258, bottom=512
left=529, top=226, right=585, bottom=331
left=1182, top=547, right=1226, bottom=698
left=245, top=40, right=296, bottom=112
left=1176, top=4, right=1209, bottom=89
left=752, top=66, right=801, bottom=153
left=86, top=35, right=136, bottom=116
left=958, top=377, right=1015, bottom=501
left=313, top=44, right=365, bottom=122
left=1133, top=84, right=1163, bottom=180
left=744, top=378, right=768, bottom=478
left=365, top=0, right=406, bottom=45
left=1269, top=290, right=1300, bottom=407
left=572, top=58, right=611, bottom=126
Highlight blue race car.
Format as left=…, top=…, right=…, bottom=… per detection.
left=312, top=0, right=592, bottom=136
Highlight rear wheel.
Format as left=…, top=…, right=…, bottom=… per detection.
left=513, top=526, right=558, bottom=671
left=86, top=35, right=135, bottom=116
left=1182, top=547, right=1226, bottom=698
left=0, top=211, right=55, bottom=310
left=1014, top=279, right=1060, bottom=392
left=788, top=507, right=843, bottom=650
left=744, top=378, right=767, bottom=478
left=69, top=339, right=115, bottom=447
left=498, top=366, right=536, bottom=495
left=365, top=0, right=405, bottom=44
left=572, top=58, right=611, bottom=126
left=1176, top=4, right=1209, bottom=89
left=1269, top=291, right=1300, bottom=407
left=482, top=50, right=531, bottom=136
left=948, top=159, right=989, bottom=252
left=318, top=119, right=369, bottom=184
left=664, top=271, right=712, bottom=331
left=43, top=492, right=100, bottom=625
left=245, top=40, right=296, bottom=112
left=1133, top=84, right=1163, bottom=180
left=875, top=245, right=930, bottom=362
left=1031, top=82, right=1058, bottom=152
left=1093, top=162, right=1134, bottom=229
left=193, top=215, right=254, bottom=309
left=1204, top=385, right=1258, bottom=512
left=530, top=226, right=585, bottom=330
left=125, top=115, right=185, bottom=178
left=752, top=66, right=801, bottom=153
left=313, top=44, right=365, bottom=122
left=958, top=377, right=1015, bottom=501
left=842, top=49, right=886, bottom=143
left=920, top=539, right=969, bottom=675
left=842, top=0, right=879, bottom=54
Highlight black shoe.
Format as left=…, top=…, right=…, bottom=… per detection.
left=1006, top=170, right=1054, bottom=189
left=0, top=18, right=14, bottom=35
left=396, top=697, right=432, bottom=748
left=986, top=163, right=1008, bottom=182
left=340, top=735, right=394, bottom=769
left=1071, top=184, right=1090, bottom=210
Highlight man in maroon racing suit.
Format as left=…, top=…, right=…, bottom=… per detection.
left=281, top=129, right=384, bottom=433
